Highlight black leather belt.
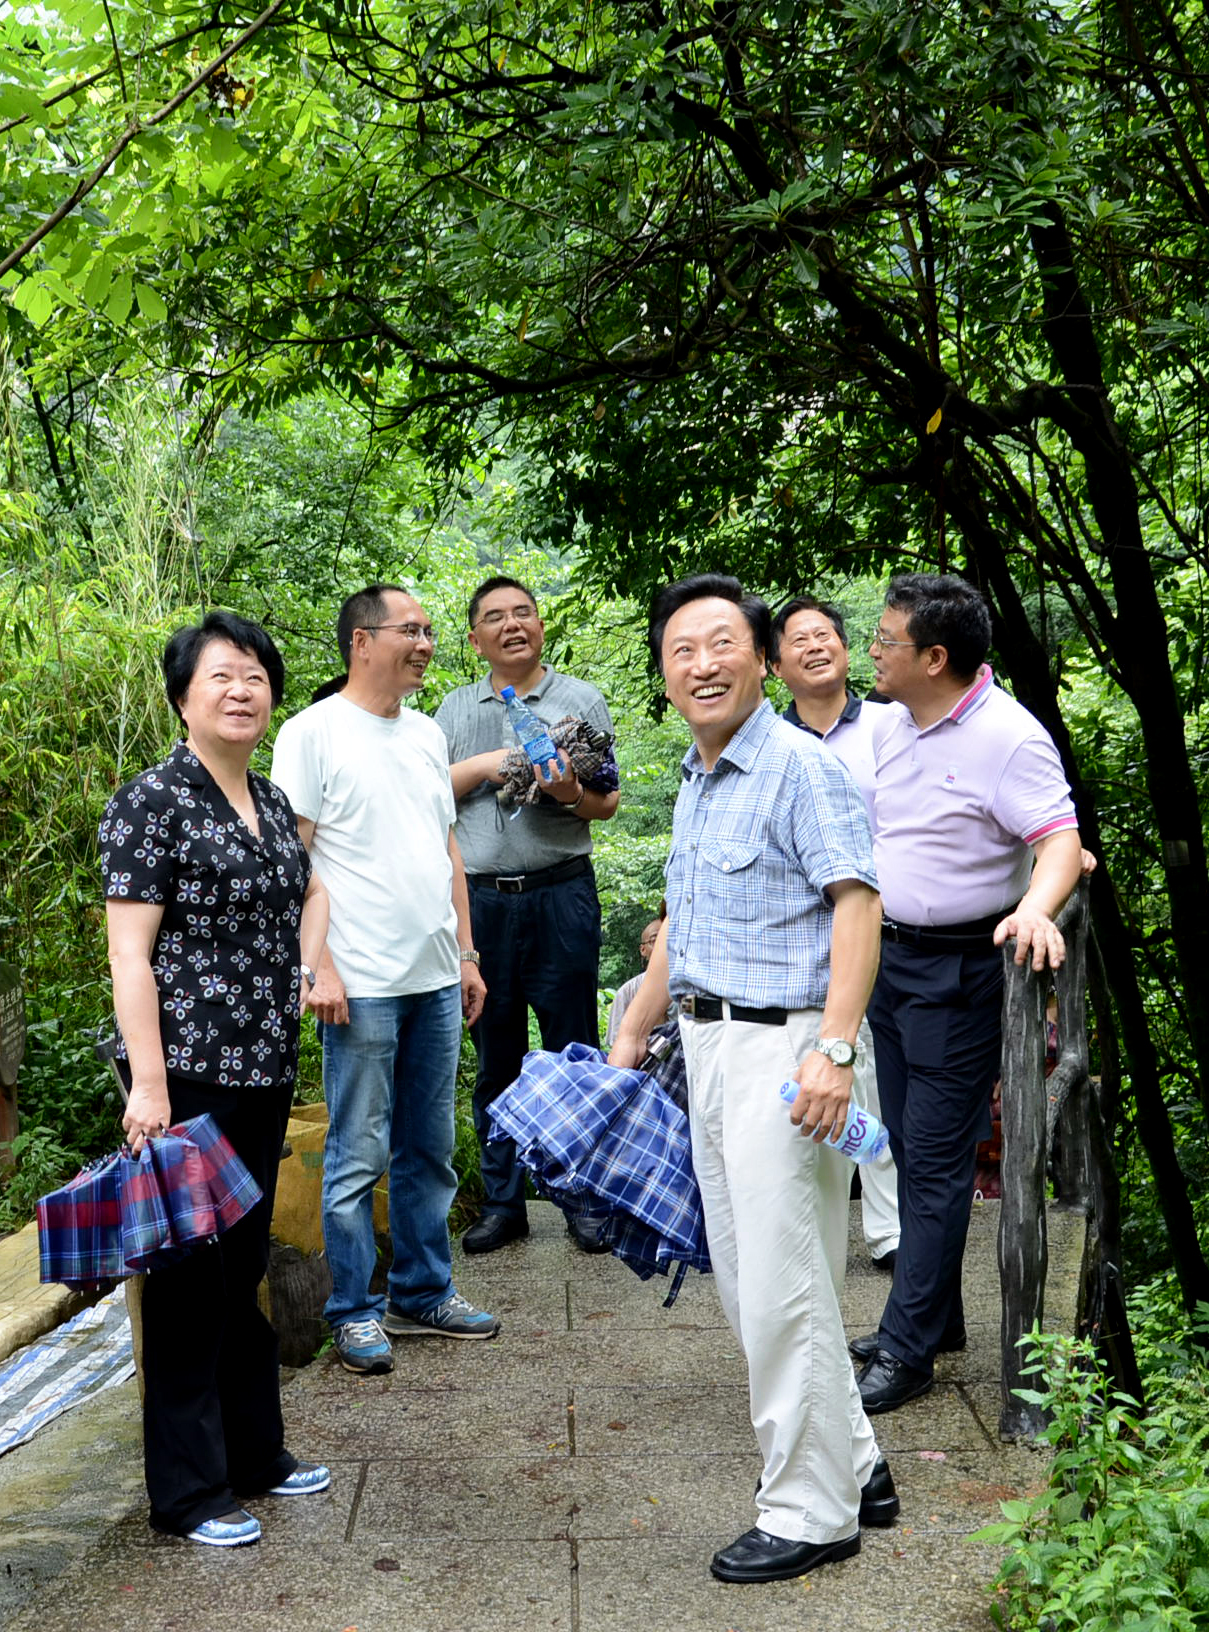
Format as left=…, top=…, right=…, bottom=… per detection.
left=678, top=994, right=788, bottom=1026
left=470, top=854, right=591, bottom=894
left=880, top=912, right=1003, bottom=956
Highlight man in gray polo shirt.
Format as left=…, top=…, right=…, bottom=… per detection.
left=434, top=575, right=620, bottom=1254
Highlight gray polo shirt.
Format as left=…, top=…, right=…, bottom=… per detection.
left=435, top=666, right=615, bottom=875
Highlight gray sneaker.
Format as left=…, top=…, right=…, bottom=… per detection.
left=332, top=1317, right=394, bottom=1374
left=383, top=1292, right=500, bottom=1340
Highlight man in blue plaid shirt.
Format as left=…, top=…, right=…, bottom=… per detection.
left=611, top=573, right=897, bottom=1585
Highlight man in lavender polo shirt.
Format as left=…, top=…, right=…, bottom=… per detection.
left=852, top=573, right=1082, bottom=1416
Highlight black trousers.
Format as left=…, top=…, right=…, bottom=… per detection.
left=134, top=1071, right=297, bottom=1535
left=468, top=868, right=602, bottom=1216
left=866, top=942, right=1003, bottom=1373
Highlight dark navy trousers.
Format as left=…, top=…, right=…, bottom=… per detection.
left=468, top=868, right=602, bottom=1216
left=866, top=941, right=1003, bottom=1373
left=128, top=1070, right=296, bottom=1535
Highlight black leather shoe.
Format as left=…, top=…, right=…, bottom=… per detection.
left=710, top=1525, right=860, bottom=1583
left=567, top=1214, right=612, bottom=1254
left=849, top=1325, right=967, bottom=1366
left=462, top=1213, right=529, bottom=1254
left=872, top=1249, right=897, bottom=1275
left=858, top=1350, right=934, bottom=1415
left=754, top=1454, right=900, bottom=1526
left=859, top=1455, right=900, bottom=1526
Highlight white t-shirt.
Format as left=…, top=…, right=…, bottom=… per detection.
left=271, top=694, right=459, bottom=997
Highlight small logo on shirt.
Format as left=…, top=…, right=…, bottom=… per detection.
left=943, top=765, right=958, bottom=788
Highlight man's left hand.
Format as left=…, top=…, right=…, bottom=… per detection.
left=787, top=1052, right=851, bottom=1144
left=461, top=963, right=487, bottom=1026
left=545, top=749, right=583, bottom=805
left=994, top=903, right=1066, bottom=970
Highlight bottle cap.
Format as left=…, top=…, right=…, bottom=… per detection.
left=500, top=685, right=517, bottom=700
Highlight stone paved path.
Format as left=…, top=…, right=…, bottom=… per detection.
left=0, top=1198, right=1081, bottom=1632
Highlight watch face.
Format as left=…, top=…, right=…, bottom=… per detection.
left=822, top=1040, right=856, bottom=1066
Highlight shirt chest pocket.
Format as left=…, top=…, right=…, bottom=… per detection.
left=698, top=840, right=764, bottom=922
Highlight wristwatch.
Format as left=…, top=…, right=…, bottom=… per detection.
left=300, top=964, right=316, bottom=987
left=460, top=949, right=481, bottom=966
left=814, top=1037, right=857, bottom=1068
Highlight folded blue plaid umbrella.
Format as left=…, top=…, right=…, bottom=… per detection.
left=38, top=1113, right=262, bottom=1287
left=488, top=1040, right=710, bottom=1305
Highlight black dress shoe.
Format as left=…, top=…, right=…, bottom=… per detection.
left=858, top=1350, right=934, bottom=1415
left=859, top=1455, right=900, bottom=1526
left=872, top=1249, right=898, bottom=1275
left=462, top=1213, right=529, bottom=1254
left=566, top=1214, right=612, bottom=1254
left=710, top=1525, right=860, bottom=1583
left=849, top=1325, right=967, bottom=1366
left=755, top=1454, right=900, bottom=1526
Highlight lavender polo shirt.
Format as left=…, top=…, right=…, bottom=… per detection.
left=872, top=667, right=1077, bottom=927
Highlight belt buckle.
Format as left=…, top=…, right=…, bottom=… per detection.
left=496, top=874, right=525, bottom=894
left=679, top=994, right=698, bottom=1018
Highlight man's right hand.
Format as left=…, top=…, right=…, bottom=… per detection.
left=306, top=966, right=349, bottom=1025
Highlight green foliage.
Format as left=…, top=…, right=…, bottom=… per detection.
left=0, top=1124, right=81, bottom=1235
left=974, top=1326, right=1209, bottom=1631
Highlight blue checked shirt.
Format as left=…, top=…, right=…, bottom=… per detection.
left=665, top=700, right=876, bottom=1010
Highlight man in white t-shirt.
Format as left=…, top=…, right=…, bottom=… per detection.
left=271, top=585, right=499, bottom=1376
left=769, top=595, right=900, bottom=1274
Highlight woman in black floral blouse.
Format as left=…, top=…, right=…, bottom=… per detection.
left=100, top=611, right=330, bottom=1548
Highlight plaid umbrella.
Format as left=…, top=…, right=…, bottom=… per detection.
left=37, top=1113, right=262, bottom=1288
left=488, top=1039, right=710, bottom=1305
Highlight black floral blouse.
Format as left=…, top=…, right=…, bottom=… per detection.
left=99, top=741, right=311, bottom=1089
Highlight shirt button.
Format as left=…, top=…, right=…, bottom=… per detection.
left=721, top=861, right=731, bottom=872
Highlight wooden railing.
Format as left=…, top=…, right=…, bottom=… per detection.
left=997, top=877, right=1140, bottom=1438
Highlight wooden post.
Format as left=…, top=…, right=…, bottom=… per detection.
left=997, top=928, right=1050, bottom=1438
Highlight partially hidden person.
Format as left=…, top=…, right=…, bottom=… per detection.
left=770, top=594, right=901, bottom=1275
left=435, top=575, right=620, bottom=1255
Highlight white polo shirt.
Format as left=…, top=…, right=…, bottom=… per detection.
left=872, top=667, right=1077, bottom=927
left=785, top=692, right=884, bottom=825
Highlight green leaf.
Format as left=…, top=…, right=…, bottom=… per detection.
left=105, top=274, right=134, bottom=325
left=135, top=282, right=168, bottom=323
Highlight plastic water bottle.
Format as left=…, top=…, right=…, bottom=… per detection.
left=778, top=1080, right=890, bottom=1163
left=500, top=686, right=558, bottom=780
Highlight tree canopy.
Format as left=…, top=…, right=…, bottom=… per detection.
left=4, top=0, right=1209, bottom=1310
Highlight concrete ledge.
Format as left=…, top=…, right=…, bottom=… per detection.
left=0, top=1222, right=93, bottom=1366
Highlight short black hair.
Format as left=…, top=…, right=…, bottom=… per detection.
left=336, top=584, right=410, bottom=667
left=467, top=574, right=539, bottom=628
left=647, top=574, right=771, bottom=674
left=884, top=573, right=991, bottom=678
left=770, top=596, right=848, bottom=662
left=162, top=611, right=285, bottom=723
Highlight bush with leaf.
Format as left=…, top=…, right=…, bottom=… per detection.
left=975, top=1321, right=1209, bottom=1631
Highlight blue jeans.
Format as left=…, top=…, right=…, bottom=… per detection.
left=320, top=985, right=462, bottom=1329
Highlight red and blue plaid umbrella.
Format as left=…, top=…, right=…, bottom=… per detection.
left=37, top=1114, right=262, bottom=1288
left=488, top=1039, right=710, bottom=1304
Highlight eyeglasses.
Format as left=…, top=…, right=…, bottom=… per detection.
left=474, top=605, right=539, bottom=629
left=362, top=622, right=436, bottom=646
left=870, top=627, right=920, bottom=649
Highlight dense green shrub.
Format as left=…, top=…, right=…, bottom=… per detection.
left=976, top=1317, right=1209, bottom=1631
